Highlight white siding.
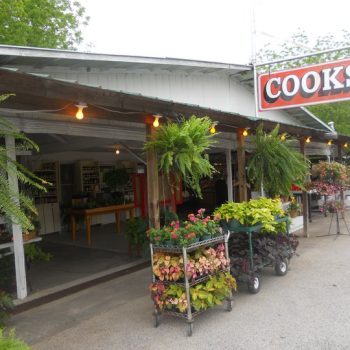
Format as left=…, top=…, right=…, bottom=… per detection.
left=14, top=65, right=304, bottom=126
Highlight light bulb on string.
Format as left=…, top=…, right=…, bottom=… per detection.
left=306, top=136, right=311, bottom=143
left=242, top=129, right=249, bottom=137
left=75, top=103, right=87, bottom=120
left=153, top=115, right=162, bottom=128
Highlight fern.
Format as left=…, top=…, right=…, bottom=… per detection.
left=247, top=124, right=310, bottom=197
left=0, top=95, right=47, bottom=230
left=145, top=116, right=216, bottom=198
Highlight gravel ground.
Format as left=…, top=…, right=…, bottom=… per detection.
left=10, top=214, right=350, bottom=350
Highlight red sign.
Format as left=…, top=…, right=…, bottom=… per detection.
left=258, top=58, right=350, bottom=111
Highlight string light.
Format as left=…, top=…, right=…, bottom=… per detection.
left=242, top=129, right=249, bottom=137
left=153, top=115, right=162, bottom=128
left=306, top=136, right=311, bottom=143
left=344, top=143, right=348, bottom=148
left=115, top=149, right=120, bottom=155
left=210, top=124, right=217, bottom=134
left=75, top=103, right=87, bottom=120
left=327, top=140, right=333, bottom=146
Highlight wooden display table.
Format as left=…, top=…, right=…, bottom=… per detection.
left=69, top=203, right=135, bottom=245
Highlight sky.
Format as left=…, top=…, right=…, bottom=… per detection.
left=78, top=0, right=350, bottom=65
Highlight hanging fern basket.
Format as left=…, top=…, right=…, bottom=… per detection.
left=144, top=115, right=217, bottom=198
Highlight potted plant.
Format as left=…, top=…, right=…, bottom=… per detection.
left=144, top=116, right=217, bottom=198
left=103, top=168, right=131, bottom=204
left=0, top=290, right=13, bottom=327
left=124, top=217, right=148, bottom=256
left=0, top=329, right=30, bottom=350
left=215, top=198, right=287, bottom=233
left=247, top=124, right=310, bottom=197
left=287, top=197, right=301, bottom=218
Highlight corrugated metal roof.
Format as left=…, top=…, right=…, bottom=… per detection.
left=0, top=66, right=339, bottom=143
left=0, top=45, right=251, bottom=74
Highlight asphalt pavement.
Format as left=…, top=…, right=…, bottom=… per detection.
left=10, top=213, right=350, bottom=350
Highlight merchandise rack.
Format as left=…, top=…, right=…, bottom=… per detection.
left=227, top=216, right=294, bottom=294
left=150, top=234, right=232, bottom=336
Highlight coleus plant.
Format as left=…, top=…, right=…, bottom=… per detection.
left=152, top=253, right=184, bottom=282
left=150, top=272, right=237, bottom=313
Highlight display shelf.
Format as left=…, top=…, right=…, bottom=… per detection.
left=75, top=161, right=100, bottom=193
left=150, top=233, right=232, bottom=336
left=34, top=162, right=59, bottom=204
left=152, top=235, right=225, bottom=253
left=153, top=268, right=228, bottom=288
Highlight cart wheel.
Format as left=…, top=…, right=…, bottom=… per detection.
left=275, top=259, right=288, bottom=276
left=248, top=276, right=260, bottom=294
left=153, top=313, right=160, bottom=328
left=187, top=322, right=193, bottom=337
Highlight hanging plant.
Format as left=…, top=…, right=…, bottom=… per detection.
left=247, top=124, right=310, bottom=197
left=144, top=115, right=217, bottom=198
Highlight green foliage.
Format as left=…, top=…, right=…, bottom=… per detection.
left=144, top=116, right=217, bottom=198
left=0, top=99, right=47, bottom=230
left=24, top=244, right=52, bottom=263
left=124, top=217, right=148, bottom=247
left=160, top=208, right=178, bottom=226
left=257, top=30, right=350, bottom=136
left=103, top=168, right=130, bottom=192
left=0, top=291, right=14, bottom=327
left=0, top=329, right=30, bottom=350
left=150, top=272, right=236, bottom=313
left=247, top=124, right=310, bottom=197
left=214, top=197, right=286, bottom=233
left=0, top=0, right=89, bottom=49
left=190, top=272, right=236, bottom=312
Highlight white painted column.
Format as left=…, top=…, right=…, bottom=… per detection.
left=225, top=149, right=233, bottom=202
left=5, top=135, right=27, bottom=299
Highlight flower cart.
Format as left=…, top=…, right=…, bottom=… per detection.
left=227, top=217, right=298, bottom=294
left=149, top=210, right=236, bottom=336
left=215, top=198, right=298, bottom=294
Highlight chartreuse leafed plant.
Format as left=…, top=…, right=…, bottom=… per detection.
left=0, top=95, right=47, bottom=231
left=247, top=124, right=310, bottom=197
left=214, top=198, right=287, bottom=233
left=144, top=116, right=216, bottom=198
left=0, top=328, right=30, bottom=350
left=150, top=272, right=236, bottom=313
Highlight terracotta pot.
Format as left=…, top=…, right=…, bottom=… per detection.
left=289, top=210, right=299, bottom=218
left=22, top=230, right=37, bottom=242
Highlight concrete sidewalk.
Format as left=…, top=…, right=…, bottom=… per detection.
left=10, top=213, right=350, bottom=350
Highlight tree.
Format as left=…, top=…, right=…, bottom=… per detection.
left=0, top=95, right=46, bottom=230
left=257, top=30, right=350, bottom=136
left=0, top=0, right=89, bottom=49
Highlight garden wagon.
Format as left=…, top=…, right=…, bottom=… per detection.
left=225, top=217, right=298, bottom=293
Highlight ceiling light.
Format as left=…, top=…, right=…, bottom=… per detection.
left=153, top=115, right=162, bottom=128
left=75, top=103, right=87, bottom=120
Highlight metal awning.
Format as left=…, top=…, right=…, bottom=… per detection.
left=0, top=67, right=348, bottom=143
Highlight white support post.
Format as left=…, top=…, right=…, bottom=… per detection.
left=5, top=135, right=27, bottom=299
left=225, top=149, right=233, bottom=202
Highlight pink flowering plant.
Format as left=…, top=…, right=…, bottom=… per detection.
left=186, top=244, right=230, bottom=281
left=148, top=208, right=222, bottom=247
left=307, top=181, right=342, bottom=196
left=320, top=200, right=344, bottom=214
left=312, top=161, right=348, bottom=186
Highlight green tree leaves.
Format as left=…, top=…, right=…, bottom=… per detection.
left=0, top=0, right=89, bottom=49
left=257, top=30, right=350, bottom=135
